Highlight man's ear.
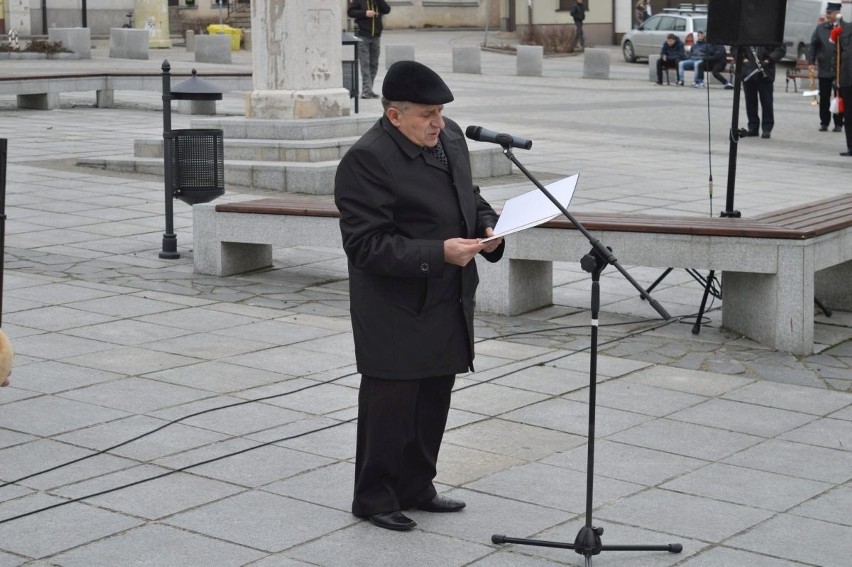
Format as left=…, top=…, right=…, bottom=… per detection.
left=387, top=107, right=402, bottom=127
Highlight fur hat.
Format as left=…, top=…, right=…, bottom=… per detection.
left=382, top=61, right=454, bottom=105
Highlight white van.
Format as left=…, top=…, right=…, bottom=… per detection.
left=784, top=0, right=852, bottom=60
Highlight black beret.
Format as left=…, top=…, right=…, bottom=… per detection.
left=382, top=60, right=454, bottom=105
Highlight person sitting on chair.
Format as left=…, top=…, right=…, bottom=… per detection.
left=656, top=34, right=686, bottom=85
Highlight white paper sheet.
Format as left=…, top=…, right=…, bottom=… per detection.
left=481, top=173, right=579, bottom=242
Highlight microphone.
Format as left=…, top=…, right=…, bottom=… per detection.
left=465, top=125, right=532, bottom=150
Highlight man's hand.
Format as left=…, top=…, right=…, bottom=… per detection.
left=481, top=227, right=503, bottom=253
left=444, top=238, right=486, bottom=267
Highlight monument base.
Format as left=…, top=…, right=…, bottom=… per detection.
left=247, top=88, right=351, bottom=119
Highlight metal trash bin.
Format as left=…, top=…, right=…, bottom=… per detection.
left=169, top=129, right=224, bottom=205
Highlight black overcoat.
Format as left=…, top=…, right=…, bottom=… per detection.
left=839, top=26, right=852, bottom=87
left=808, top=22, right=840, bottom=80
left=335, top=116, right=503, bottom=380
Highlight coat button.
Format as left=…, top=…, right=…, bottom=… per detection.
left=420, top=263, right=429, bottom=272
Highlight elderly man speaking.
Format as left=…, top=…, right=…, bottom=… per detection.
left=335, top=61, right=505, bottom=532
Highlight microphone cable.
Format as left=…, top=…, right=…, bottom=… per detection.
left=0, top=370, right=358, bottom=490
left=0, top=305, right=710, bottom=525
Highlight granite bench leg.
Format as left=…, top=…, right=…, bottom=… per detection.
left=97, top=89, right=115, bottom=108
left=722, top=246, right=814, bottom=355
left=17, top=93, right=59, bottom=110
left=193, top=205, right=273, bottom=276
left=475, top=257, right=553, bottom=315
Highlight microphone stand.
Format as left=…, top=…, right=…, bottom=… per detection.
left=489, top=141, right=681, bottom=565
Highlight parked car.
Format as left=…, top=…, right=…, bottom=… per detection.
left=622, top=9, right=708, bottom=63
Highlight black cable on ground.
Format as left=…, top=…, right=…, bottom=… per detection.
left=0, top=305, right=709, bottom=525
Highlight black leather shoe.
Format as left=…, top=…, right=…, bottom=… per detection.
left=417, top=494, right=466, bottom=513
left=833, top=126, right=844, bottom=132
left=761, top=132, right=771, bottom=139
left=819, top=125, right=829, bottom=131
left=368, top=511, right=416, bottom=531
left=840, top=150, right=852, bottom=156
left=745, top=131, right=759, bottom=137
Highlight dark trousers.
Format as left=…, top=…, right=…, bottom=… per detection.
left=357, top=35, right=381, bottom=95
left=656, top=57, right=681, bottom=83
left=574, top=22, right=585, bottom=48
left=352, top=374, right=455, bottom=516
left=818, top=77, right=844, bottom=128
left=842, top=85, right=852, bottom=151
left=744, top=77, right=775, bottom=134
left=708, top=57, right=729, bottom=85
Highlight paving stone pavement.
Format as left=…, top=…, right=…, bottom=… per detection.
left=0, top=30, right=850, bottom=566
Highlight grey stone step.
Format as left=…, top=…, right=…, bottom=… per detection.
left=77, top=156, right=341, bottom=194
left=188, top=115, right=379, bottom=140
left=134, top=137, right=360, bottom=162
left=77, top=145, right=512, bottom=195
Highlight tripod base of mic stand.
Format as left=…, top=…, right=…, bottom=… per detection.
left=492, top=528, right=683, bottom=558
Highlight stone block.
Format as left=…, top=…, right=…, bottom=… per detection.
left=583, top=48, right=610, bottom=79
left=517, top=45, right=543, bottom=77
left=96, top=89, right=115, bottom=108
left=385, top=44, right=415, bottom=68
left=453, top=46, right=481, bottom=74
left=17, top=93, right=59, bottom=110
left=476, top=257, right=553, bottom=316
left=48, top=28, right=91, bottom=59
left=109, top=28, right=149, bottom=60
left=195, top=35, right=232, bottom=65
left=185, top=30, right=195, bottom=52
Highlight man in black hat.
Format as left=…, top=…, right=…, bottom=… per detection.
left=335, top=60, right=504, bottom=532
left=808, top=2, right=844, bottom=132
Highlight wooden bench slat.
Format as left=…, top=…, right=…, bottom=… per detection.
left=216, top=198, right=340, bottom=217
left=213, top=194, right=852, bottom=240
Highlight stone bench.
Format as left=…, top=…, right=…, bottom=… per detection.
left=476, top=195, right=852, bottom=355
left=0, top=72, right=252, bottom=111
left=192, top=194, right=852, bottom=355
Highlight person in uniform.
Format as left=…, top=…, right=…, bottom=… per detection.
left=836, top=18, right=852, bottom=155
left=334, top=61, right=505, bottom=531
left=808, top=2, right=844, bottom=132
left=741, top=43, right=787, bottom=139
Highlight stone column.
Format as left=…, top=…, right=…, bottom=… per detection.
left=248, top=0, right=350, bottom=119
left=8, top=0, right=32, bottom=37
left=134, top=0, right=172, bottom=48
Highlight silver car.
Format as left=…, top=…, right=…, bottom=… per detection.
left=622, top=11, right=708, bottom=63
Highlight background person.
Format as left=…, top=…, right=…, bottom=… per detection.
left=808, top=2, right=844, bottom=132
left=335, top=61, right=505, bottom=532
left=678, top=30, right=709, bottom=87
left=742, top=44, right=786, bottom=139
left=656, top=34, right=685, bottom=85
left=348, top=0, right=391, bottom=99
left=571, top=0, right=587, bottom=51
left=698, top=42, right=734, bottom=89
left=836, top=23, right=852, bottom=155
